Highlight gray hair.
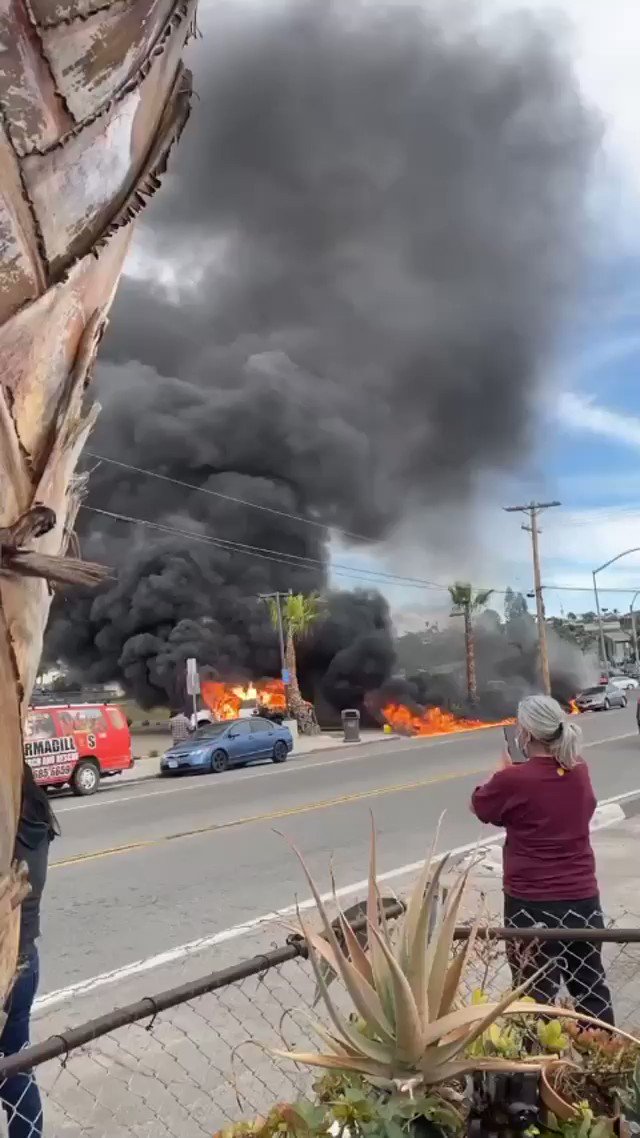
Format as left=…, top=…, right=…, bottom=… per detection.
left=517, top=694, right=582, bottom=770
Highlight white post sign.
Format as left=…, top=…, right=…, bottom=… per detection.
left=186, top=657, right=200, bottom=696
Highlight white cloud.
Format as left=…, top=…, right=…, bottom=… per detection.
left=527, top=1, right=640, bottom=192
left=556, top=392, right=640, bottom=449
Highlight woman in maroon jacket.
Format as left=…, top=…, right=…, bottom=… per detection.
left=471, top=694, right=613, bottom=1025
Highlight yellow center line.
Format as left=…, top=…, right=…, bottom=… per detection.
left=49, top=726, right=633, bottom=871
left=50, top=763, right=489, bottom=869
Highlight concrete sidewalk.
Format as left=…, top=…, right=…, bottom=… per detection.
left=124, top=726, right=395, bottom=783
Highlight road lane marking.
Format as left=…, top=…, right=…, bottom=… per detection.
left=53, top=733, right=487, bottom=813
left=35, top=780, right=638, bottom=1013
left=52, top=726, right=637, bottom=821
left=36, top=778, right=637, bottom=1019
left=49, top=729, right=637, bottom=864
left=53, top=721, right=635, bottom=815
left=50, top=764, right=488, bottom=867
left=36, top=833, right=490, bottom=1012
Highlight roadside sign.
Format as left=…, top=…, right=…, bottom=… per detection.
left=186, top=657, right=200, bottom=696
left=281, top=669, right=291, bottom=685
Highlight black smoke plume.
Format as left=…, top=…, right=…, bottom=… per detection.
left=372, top=605, right=598, bottom=725
left=46, top=0, right=595, bottom=708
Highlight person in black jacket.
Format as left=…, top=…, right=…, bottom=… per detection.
left=0, top=765, right=58, bottom=1138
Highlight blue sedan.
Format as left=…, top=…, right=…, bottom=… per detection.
left=160, top=717, right=294, bottom=776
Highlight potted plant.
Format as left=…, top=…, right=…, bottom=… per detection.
left=539, top=1027, right=640, bottom=1124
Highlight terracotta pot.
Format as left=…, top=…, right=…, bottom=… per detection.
left=540, top=1060, right=620, bottom=1126
left=539, top=1061, right=582, bottom=1122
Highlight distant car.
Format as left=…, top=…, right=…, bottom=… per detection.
left=575, top=684, right=627, bottom=712
left=609, top=675, right=640, bottom=692
left=160, top=717, right=294, bottom=775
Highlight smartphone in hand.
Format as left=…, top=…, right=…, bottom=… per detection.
left=503, top=724, right=527, bottom=764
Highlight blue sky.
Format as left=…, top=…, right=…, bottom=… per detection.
left=327, top=0, right=640, bottom=630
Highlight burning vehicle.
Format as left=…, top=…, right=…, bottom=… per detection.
left=201, top=679, right=288, bottom=724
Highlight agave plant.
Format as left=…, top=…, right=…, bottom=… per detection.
left=276, top=823, right=615, bottom=1089
left=0, top=1, right=196, bottom=996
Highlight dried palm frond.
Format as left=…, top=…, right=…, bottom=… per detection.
left=0, top=0, right=196, bottom=999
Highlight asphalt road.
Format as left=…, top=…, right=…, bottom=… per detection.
left=38, top=706, right=640, bottom=1023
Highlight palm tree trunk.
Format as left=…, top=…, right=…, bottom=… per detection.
left=464, top=608, right=478, bottom=705
left=0, top=2, right=196, bottom=1000
left=284, top=629, right=320, bottom=735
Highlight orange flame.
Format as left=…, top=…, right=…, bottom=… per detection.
left=201, top=681, right=242, bottom=721
left=202, top=678, right=288, bottom=720
left=382, top=703, right=512, bottom=737
left=570, top=699, right=579, bottom=715
left=256, top=679, right=287, bottom=711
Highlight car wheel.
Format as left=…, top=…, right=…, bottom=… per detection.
left=71, top=760, right=100, bottom=796
left=210, top=749, right=229, bottom=774
left=622, top=696, right=628, bottom=708
left=604, top=699, right=611, bottom=711
left=272, top=740, right=288, bottom=764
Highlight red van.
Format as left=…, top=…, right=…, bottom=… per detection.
left=24, top=703, right=133, bottom=796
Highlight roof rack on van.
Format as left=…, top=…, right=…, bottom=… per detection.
left=30, top=691, right=112, bottom=707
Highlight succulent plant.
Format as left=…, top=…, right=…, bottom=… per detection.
left=275, top=822, right=563, bottom=1088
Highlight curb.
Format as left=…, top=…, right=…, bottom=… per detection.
left=596, top=788, right=640, bottom=823
left=114, top=733, right=403, bottom=792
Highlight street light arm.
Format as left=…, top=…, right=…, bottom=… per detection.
left=594, top=548, right=640, bottom=576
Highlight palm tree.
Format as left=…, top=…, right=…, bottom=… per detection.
left=449, top=583, right=494, bottom=705
left=270, top=593, right=323, bottom=734
left=0, top=6, right=196, bottom=997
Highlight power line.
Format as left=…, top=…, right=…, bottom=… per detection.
left=82, top=506, right=461, bottom=591
left=84, top=451, right=640, bottom=598
left=545, top=507, right=640, bottom=529
left=543, top=582, right=640, bottom=594
left=83, top=451, right=379, bottom=548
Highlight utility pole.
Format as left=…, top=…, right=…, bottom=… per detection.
left=504, top=501, right=561, bottom=695
left=258, top=590, right=292, bottom=698
left=631, top=592, right=640, bottom=670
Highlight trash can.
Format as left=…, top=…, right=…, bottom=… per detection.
left=341, top=708, right=360, bottom=743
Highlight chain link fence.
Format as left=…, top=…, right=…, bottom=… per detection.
left=2, top=906, right=640, bottom=1137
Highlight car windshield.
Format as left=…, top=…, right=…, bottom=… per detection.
left=193, top=723, right=228, bottom=739
left=581, top=686, right=606, bottom=696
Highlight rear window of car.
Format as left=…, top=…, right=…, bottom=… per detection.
left=250, top=718, right=272, bottom=732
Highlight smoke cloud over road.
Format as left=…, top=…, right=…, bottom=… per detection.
left=47, top=0, right=596, bottom=708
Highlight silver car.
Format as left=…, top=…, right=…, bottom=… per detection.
left=576, top=683, right=627, bottom=712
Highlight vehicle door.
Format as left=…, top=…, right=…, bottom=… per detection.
left=71, top=707, right=108, bottom=770
left=607, top=684, right=623, bottom=707
left=249, top=717, right=275, bottom=759
left=104, top=705, right=133, bottom=768
left=224, top=720, right=254, bottom=765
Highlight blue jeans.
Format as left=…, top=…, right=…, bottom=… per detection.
left=0, top=949, right=43, bottom=1137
